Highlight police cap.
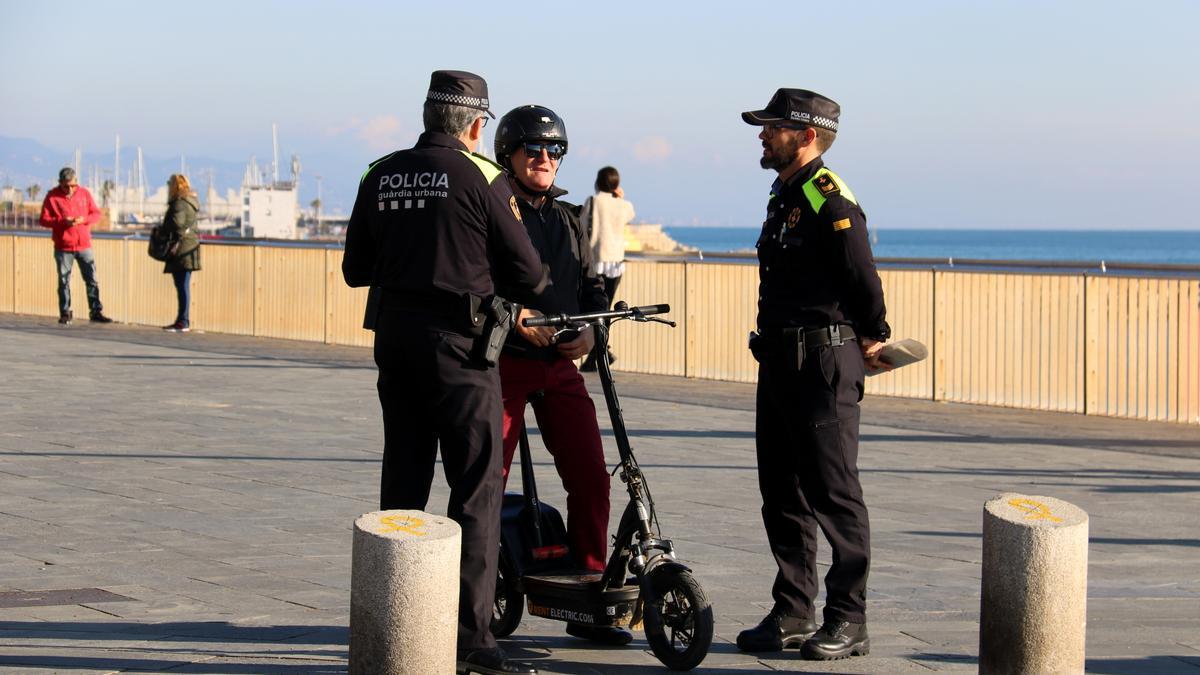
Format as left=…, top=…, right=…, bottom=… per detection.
left=426, top=69, right=495, bottom=119
left=742, top=88, right=839, bottom=132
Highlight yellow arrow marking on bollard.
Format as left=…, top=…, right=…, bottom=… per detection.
left=379, top=515, right=428, bottom=536
left=1007, top=498, right=1062, bottom=523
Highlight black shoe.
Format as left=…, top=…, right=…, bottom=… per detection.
left=89, top=312, right=113, bottom=323
left=800, top=620, right=869, bottom=660
left=456, top=647, right=536, bottom=674
left=162, top=322, right=191, bottom=333
left=565, top=622, right=633, bottom=646
left=58, top=311, right=73, bottom=325
left=736, top=610, right=818, bottom=652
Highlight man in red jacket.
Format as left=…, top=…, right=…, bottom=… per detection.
left=39, top=167, right=112, bottom=325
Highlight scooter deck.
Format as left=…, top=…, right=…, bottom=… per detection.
left=523, top=573, right=640, bottom=627
left=524, top=572, right=603, bottom=588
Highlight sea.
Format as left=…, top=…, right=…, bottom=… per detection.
left=663, top=227, right=1200, bottom=265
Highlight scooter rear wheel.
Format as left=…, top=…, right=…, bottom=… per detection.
left=643, top=567, right=713, bottom=670
left=490, top=556, right=523, bottom=637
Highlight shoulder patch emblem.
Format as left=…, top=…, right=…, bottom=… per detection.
left=509, top=195, right=523, bottom=223
left=833, top=218, right=852, bottom=231
left=814, top=174, right=839, bottom=195
left=786, top=207, right=802, bottom=230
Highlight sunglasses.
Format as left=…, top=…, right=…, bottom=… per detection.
left=522, top=141, right=566, bottom=160
left=762, top=123, right=810, bottom=136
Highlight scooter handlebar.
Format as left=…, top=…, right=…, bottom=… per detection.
left=523, top=303, right=671, bottom=327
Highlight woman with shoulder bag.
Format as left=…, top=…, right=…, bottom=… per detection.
left=579, top=166, right=635, bottom=371
left=161, top=174, right=201, bottom=332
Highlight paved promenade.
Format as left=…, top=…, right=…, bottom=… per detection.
left=1, top=313, right=1197, bottom=674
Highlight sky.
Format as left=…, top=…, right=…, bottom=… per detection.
left=2, top=1, right=1199, bottom=230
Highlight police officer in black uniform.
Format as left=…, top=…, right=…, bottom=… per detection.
left=735, top=88, right=889, bottom=661
left=343, top=70, right=548, bottom=675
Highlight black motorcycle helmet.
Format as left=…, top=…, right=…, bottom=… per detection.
left=494, top=105, right=568, bottom=172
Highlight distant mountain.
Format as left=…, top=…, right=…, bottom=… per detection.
left=0, top=136, right=67, bottom=188
left=0, top=135, right=251, bottom=200
left=1, top=135, right=362, bottom=215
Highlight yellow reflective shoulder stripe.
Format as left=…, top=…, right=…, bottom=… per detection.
left=359, top=152, right=397, bottom=185
left=827, top=169, right=857, bottom=206
left=801, top=178, right=826, bottom=213
left=801, top=168, right=858, bottom=213
left=459, top=151, right=503, bottom=185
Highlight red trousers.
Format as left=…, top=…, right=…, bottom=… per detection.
left=499, top=354, right=611, bottom=571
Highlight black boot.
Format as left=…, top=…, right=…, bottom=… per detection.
left=800, top=620, right=869, bottom=660
left=736, top=610, right=818, bottom=652
left=456, top=647, right=537, bottom=674
left=565, top=622, right=633, bottom=645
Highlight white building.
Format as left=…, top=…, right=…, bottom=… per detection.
left=112, top=184, right=243, bottom=225
left=242, top=185, right=298, bottom=239
left=1, top=186, right=24, bottom=204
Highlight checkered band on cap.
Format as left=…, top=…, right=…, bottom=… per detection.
left=810, top=115, right=839, bottom=131
left=426, top=89, right=490, bottom=111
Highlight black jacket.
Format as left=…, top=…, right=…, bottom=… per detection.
left=756, top=157, right=889, bottom=340
left=342, top=132, right=548, bottom=317
left=501, top=184, right=609, bottom=359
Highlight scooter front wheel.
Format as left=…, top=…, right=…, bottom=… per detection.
left=490, top=556, right=523, bottom=637
left=643, top=567, right=713, bottom=671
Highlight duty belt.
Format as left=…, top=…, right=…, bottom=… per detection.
left=750, top=324, right=857, bottom=353
left=783, top=324, right=857, bottom=351
left=751, top=324, right=857, bottom=369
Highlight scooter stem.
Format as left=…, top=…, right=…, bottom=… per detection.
left=596, top=322, right=635, bottom=465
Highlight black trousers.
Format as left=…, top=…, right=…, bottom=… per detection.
left=582, top=275, right=622, bottom=368
left=600, top=274, right=621, bottom=306
left=373, top=310, right=501, bottom=651
left=755, top=341, right=870, bottom=623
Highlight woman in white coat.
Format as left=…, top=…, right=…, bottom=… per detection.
left=580, top=166, right=635, bottom=371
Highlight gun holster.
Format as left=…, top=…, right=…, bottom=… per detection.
left=362, top=286, right=383, bottom=331
left=749, top=329, right=806, bottom=370
left=782, top=327, right=807, bottom=370
left=748, top=331, right=766, bottom=363
left=470, top=295, right=515, bottom=367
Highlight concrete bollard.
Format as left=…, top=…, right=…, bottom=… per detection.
left=350, top=510, right=461, bottom=675
left=979, top=493, right=1089, bottom=674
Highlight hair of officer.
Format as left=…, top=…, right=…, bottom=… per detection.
left=59, top=167, right=77, bottom=183
left=423, top=102, right=481, bottom=138
left=595, top=166, right=620, bottom=194
left=812, top=126, right=836, bottom=154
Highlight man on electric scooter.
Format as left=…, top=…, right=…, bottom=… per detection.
left=493, top=105, right=632, bottom=646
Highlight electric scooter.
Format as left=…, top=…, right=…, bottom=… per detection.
left=491, top=302, right=714, bottom=671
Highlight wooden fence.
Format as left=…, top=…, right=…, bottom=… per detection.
left=2, top=232, right=1196, bottom=424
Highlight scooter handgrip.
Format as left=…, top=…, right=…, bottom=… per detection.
left=523, top=313, right=564, bottom=327
left=634, top=304, right=670, bottom=316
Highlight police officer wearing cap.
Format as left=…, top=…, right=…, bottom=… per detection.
left=343, top=70, right=548, bottom=675
left=735, top=88, right=889, bottom=661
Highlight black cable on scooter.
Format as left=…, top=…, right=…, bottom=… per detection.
left=608, top=315, right=661, bottom=538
